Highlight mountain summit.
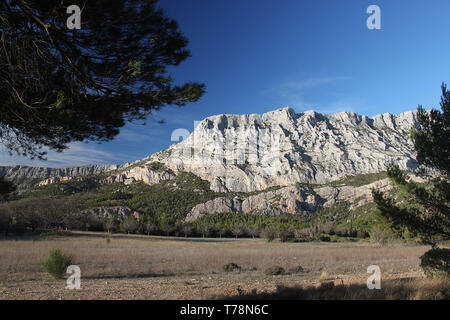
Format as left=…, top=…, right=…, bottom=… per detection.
left=143, top=107, right=419, bottom=192
left=1, top=107, right=419, bottom=193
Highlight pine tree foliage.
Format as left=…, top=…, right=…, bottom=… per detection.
left=0, top=0, right=205, bottom=159
left=373, top=83, right=450, bottom=248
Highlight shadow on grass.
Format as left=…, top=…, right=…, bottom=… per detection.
left=69, top=232, right=239, bottom=243
left=81, top=272, right=177, bottom=280
left=216, top=277, right=450, bottom=300
left=0, top=233, right=44, bottom=242
left=0, top=231, right=238, bottom=243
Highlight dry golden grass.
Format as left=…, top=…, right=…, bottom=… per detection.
left=0, top=231, right=441, bottom=299
left=0, top=232, right=429, bottom=279
left=219, top=277, right=450, bottom=300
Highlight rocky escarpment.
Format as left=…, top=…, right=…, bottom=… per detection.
left=0, top=164, right=119, bottom=185
left=80, top=206, right=142, bottom=222
left=103, top=163, right=176, bottom=185
left=185, top=178, right=394, bottom=221
left=1, top=107, right=420, bottom=197
left=139, top=107, right=419, bottom=192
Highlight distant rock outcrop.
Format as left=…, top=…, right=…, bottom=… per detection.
left=80, top=206, right=142, bottom=222
left=104, top=164, right=176, bottom=185
left=0, top=164, right=119, bottom=185
left=185, top=178, right=394, bottom=221
left=0, top=107, right=421, bottom=217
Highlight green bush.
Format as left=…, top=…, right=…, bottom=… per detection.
left=320, top=235, right=331, bottom=242
left=357, top=230, right=369, bottom=239
left=223, top=263, right=242, bottom=272
left=41, top=247, right=73, bottom=279
left=369, top=224, right=395, bottom=246
left=264, top=266, right=285, bottom=276
left=0, top=178, right=15, bottom=200
left=420, top=248, right=450, bottom=278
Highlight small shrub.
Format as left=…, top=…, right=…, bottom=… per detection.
left=106, top=236, right=111, bottom=244
left=357, top=230, right=369, bottom=239
left=402, top=227, right=413, bottom=241
left=292, top=265, right=304, bottom=273
left=41, top=247, right=73, bottom=279
left=369, top=224, right=395, bottom=246
left=223, top=263, right=242, bottom=272
left=262, top=228, right=277, bottom=242
left=329, top=235, right=340, bottom=242
left=420, top=248, right=450, bottom=278
left=264, top=266, right=285, bottom=276
left=320, top=234, right=331, bottom=242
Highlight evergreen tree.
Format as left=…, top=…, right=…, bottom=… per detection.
left=122, top=215, right=138, bottom=234
left=0, top=0, right=205, bottom=159
left=373, top=83, right=450, bottom=275
left=0, top=178, right=15, bottom=201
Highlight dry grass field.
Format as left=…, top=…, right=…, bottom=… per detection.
left=0, top=232, right=447, bottom=300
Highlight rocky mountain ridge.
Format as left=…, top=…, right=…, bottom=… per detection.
left=144, top=107, right=420, bottom=192
left=1, top=107, right=419, bottom=194
left=0, top=165, right=121, bottom=192
left=0, top=107, right=422, bottom=222
left=185, top=177, right=394, bottom=221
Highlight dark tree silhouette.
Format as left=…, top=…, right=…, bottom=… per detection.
left=373, top=83, right=450, bottom=275
left=0, top=0, right=205, bottom=159
left=412, top=84, right=450, bottom=176
left=0, top=177, right=15, bottom=200
left=373, top=83, right=450, bottom=245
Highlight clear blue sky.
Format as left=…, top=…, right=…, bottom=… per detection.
left=1, top=0, right=449, bottom=167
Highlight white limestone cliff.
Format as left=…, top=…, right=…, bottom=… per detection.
left=0, top=108, right=419, bottom=195
left=145, top=107, right=419, bottom=192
